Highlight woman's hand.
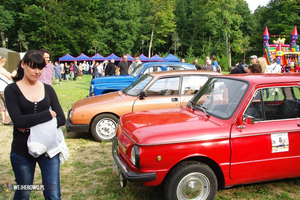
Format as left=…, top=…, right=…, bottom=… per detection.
left=17, top=111, right=56, bottom=132
left=18, top=128, right=28, bottom=133
left=50, top=110, right=57, bottom=118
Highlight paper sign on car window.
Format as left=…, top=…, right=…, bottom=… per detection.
left=271, top=133, right=289, bottom=153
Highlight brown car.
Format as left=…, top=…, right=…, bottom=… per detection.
left=66, top=70, right=218, bottom=142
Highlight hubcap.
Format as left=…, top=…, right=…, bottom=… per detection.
left=177, top=172, right=210, bottom=200
left=120, top=173, right=126, bottom=188
left=96, top=118, right=117, bottom=140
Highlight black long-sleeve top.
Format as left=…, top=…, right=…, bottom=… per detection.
left=105, top=62, right=116, bottom=76
left=4, top=83, right=66, bottom=157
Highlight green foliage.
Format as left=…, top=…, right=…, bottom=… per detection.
left=0, top=5, right=14, bottom=48
left=0, top=5, right=14, bottom=31
left=1, top=0, right=300, bottom=68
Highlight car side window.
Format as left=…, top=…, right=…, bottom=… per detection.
left=147, top=77, right=180, bottom=96
left=292, top=87, right=300, bottom=100
left=167, top=66, right=185, bottom=71
left=245, top=87, right=300, bottom=121
left=181, top=75, right=208, bottom=95
left=245, top=90, right=264, bottom=121
left=264, top=87, right=300, bottom=120
left=144, top=67, right=162, bottom=74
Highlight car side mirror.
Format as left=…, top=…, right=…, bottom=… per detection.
left=242, top=114, right=254, bottom=125
left=139, top=91, right=147, bottom=100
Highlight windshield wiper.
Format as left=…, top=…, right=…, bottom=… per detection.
left=189, top=101, right=195, bottom=110
left=197, top=104, right=210, bottom=116
left=189, top=101, right=210, bottom=116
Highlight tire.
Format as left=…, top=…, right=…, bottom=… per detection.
left=91, top=114, right=119, bottom=142
left=164, top=161, right=217, bottom=200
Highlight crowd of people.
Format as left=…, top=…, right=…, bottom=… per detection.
left=181, top=55, right=222, bottom=73
left=49, top=53, right=144, bottom=83
left=43, top=53, right=299, bottom=85
left=231, top=54, right=300, bottom=75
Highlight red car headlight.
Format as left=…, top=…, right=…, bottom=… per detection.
left=130, top=145, right=140, bottom=168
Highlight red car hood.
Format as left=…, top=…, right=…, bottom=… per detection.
left=120, top=108, right=228, bottom=145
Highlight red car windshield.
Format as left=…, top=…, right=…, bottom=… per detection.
left=190, top=78, right=248, bottom=119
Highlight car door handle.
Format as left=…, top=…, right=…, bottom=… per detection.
left=297, top=123, right=300, bottom=127
left=171, top=98, right=178, bottom=102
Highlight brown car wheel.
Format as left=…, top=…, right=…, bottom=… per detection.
left=91, top=114, right=119, bottom=142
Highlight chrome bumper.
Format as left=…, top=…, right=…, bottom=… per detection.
left=112, top=137, right=156, bottom=183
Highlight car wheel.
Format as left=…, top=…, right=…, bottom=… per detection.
left=164, top=161, right=217, bottom=200
left=91, top=114, right=119, bottom=142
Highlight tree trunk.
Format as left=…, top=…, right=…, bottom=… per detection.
left=189, top=23, right=197, bottom=59
left=226, top=32, right=229, bottom=70
left=148, top=14, right=158, bottom=58
left=209, top=34, right=211, bottom=55
left=226, top=32, right=231, bottom=71
left=174, top=40, right=177, bottom=55
left=0, top=28, right=6, bottom=48
left=19, top=41, right=22, bottom=52
left=148, top=27, right=155, bottom=58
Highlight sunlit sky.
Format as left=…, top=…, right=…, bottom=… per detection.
left=245, top=0, right=270, bottom=13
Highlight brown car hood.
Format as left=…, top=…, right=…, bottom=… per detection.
left=72, top=91, right=124, bottom=109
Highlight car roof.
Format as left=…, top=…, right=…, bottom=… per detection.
left=142, top=62, right=195, bottom=68
left=217, top=73, right=300, bottom=85
left=146, top=70, right=220, bottom=78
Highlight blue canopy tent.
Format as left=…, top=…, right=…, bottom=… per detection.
left=75, top=53, right=91, bottom=61
left=164, top=54, right=180, bottom=62
left=59, top=53, right=76, bottom=62
left=139, top=54, right=150, bottom=62
left=91, top=53, right=106, bottom=61
left=150, top=54, right=164, bottom=62
left=105, top=53, right=121, bottom=61
left=126, top=54, right=134, bottom=61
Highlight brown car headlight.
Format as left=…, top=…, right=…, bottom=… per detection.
left=130, top=145, right=140, bottom=168
left=68, top=109, right=73, bottom=121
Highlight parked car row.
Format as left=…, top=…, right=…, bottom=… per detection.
left=66, top=70, right=218, bottom=142
left=112, top=73, right=300, bottom=200
left=89, top=62, right=196, bottom=96
left=67, top=67, right=300, bottom=199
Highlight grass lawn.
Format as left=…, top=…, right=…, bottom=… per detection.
left=52, top=75, right=92, bottom=113
left=1, top=74, right=300, bottom=200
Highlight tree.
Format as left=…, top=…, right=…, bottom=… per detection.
left=2, top=0, right=297, bottom=68
left=96, top=0, right=141, bottom=56
left=147, top=0, right=176, bottom=57
left=170, top=32, right=181, bottom=56
left=0, top=6, right=14, bottom=48
left=14, top=29, right=29, bottom=52
left=205, top=0, right=243, bottom=69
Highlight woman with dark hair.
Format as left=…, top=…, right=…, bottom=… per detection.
left=5, top=50, right=65, bottom=199
left=248, top=63, right=262, bottom=73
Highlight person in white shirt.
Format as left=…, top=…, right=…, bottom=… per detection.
left=269, top=58, right=282, bottom=96
left=270, top=58, right=282, bottom=73
left=97, top=62, right=104, bottom=77
left=0, top=55, right=12, bottom=125
left=250, top=55, right=258, bottom=65
left=129, top=53, right=142, bottom=74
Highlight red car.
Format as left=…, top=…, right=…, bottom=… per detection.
left=112, top=74, right=300, bottom=200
